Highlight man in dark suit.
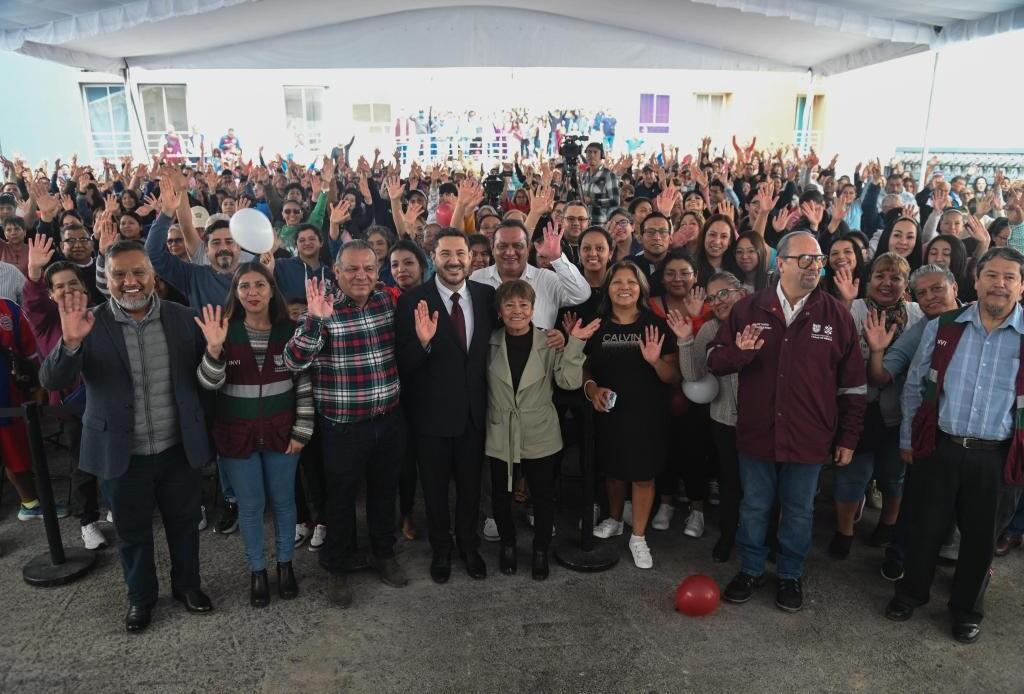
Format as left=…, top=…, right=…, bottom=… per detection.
left=39, top=240, right=214, bottom=633
left=396, top=228, right=496, bottom=582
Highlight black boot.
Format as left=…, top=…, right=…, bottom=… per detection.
left=499, top=541, right=517, bottom=575
left=250, top=569, right=270, bottom=608
left=277, top=561, right=298, bottom=600
left=531, top=548, right=549, bottom=581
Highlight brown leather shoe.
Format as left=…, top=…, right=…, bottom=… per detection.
left=995, top=532, right=1022, bottom=557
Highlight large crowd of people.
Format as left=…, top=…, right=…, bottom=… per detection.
left=0, top=135, right=1022, bottom=644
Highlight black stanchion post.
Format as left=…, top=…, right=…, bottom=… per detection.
left=554, top=396, right=619, bottom=572
left=21, top=402, right=96, bottom=587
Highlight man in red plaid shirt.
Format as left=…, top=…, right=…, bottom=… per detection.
left=284, top=239, right=407, bottom=608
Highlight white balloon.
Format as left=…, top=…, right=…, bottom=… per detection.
left=229, top=208, right=275, bottom=254
left=682, top=373, right=720, bottom=404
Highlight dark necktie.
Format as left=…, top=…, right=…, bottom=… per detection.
left=450, top=291, right=467, bottom=352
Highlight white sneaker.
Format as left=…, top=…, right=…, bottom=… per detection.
left=593, top=518, right=624, bottom=539
left=81, top=521, right=107, bottom=550
left=707, top=479, right=721, bottom=506
left=105, top=510, right=113, bottom=524
left=483, top=517, right=500, bottom=542
left=622, top=500, right=634, bottom=527
left=683, top=510, right=705, bottom=538
left=651, top=505, right=674, bottom=531
left=309, top=524, right=327, bottom=552
left=197, top=505, right=208, bottom=531
left=629, top=535, right=653, bottom=569
left=295, top=523, right=312, bottom=548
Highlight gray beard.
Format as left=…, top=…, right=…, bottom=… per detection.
left=114, top=291, right=154, bottom=312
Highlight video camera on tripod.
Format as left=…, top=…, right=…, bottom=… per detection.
left=559, top=134, right=590, bottom=201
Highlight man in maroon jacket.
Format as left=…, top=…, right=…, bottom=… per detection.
left=708, top=230, right=866, bottom=612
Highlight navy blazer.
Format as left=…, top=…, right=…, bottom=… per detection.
left=396, top=278, right=496, bottom=438
left=39, top=300, right=213, bottom=480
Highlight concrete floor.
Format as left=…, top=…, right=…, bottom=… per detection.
left=1, top=448, right=1023, bottom=693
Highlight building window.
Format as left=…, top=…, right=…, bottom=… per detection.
left=139, top=84, right=188, bottom=155
left=284, top=86, right=325, bottom=151
left=81, top=84, right=132, bottom=159
left=639, top=93, right=670, bottom=134
left=694, top=93, right=728, bottom=135
left=352, top=103, right=393, bottom=137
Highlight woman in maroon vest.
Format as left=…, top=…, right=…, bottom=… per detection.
left=195, top=262, right=314, bottom=607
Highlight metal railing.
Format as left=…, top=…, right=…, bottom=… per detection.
left=793, top=129, right=821, bottom=153
left=394, top=135, right=510, bottom=164
left=89, top=132, right=133, bottom=160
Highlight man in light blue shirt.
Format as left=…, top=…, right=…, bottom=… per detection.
left=886, top=247, right=1024, bottom=644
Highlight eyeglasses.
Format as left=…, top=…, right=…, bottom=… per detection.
left=704, top=288, right=741, bottom=305
left=610, top=219, right=632, bottom=228
left=643, top=228, right=671, bottom=237
left=780, top=253, right=826, bottom=269
left=63, top=238, right=91, bottom=245
left=283, top=209, right=302, bottom=216
left=564, top=216, right=589, bottom=224
left=166, top=238, right=185, bottom=245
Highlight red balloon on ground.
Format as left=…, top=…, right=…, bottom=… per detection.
left=675, top=574, right=721, bottom=616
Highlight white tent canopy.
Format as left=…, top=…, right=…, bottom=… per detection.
left=1, top=0, right=1022, bottom=76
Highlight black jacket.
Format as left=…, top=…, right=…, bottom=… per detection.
left=395, top=279, right=496, bottom=437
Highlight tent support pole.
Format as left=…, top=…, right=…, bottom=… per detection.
left=917, top=51, right=941, bottom=182
left=122, top=62, right=149, bottom=160
left=799, top=69, right=815, bottom=153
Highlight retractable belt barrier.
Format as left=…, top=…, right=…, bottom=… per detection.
left=1, top=402, right=96, bottom=587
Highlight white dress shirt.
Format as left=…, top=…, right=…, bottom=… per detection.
left=776, top=282, right=811, bottom=327
left=435, top=274, right=474, bottom=346
left=470, top=255, right=591, bottom=329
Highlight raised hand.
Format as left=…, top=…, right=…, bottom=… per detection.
left=569, top=318, right=602, bottom=341
left=800, top=200, right=824, bottom=229
left=193, top=305, right=228, bottom=358
left=666, top=308, right=693, bottom=342
left=27, top=235, right=55, bottom=281
left=901, top=203, right=918, bottom=221
left=755, top=184, right=778, bottom=215
left=329, top=199, right=353, bottom=227
left=57, top=291, right=95, bottom=348
left=965, top=214, right=990, bottom=249
left=95, top=212, right=119, bottom=256
left=535, top=220, right=564, bottom=262
left=528, top=184, right=554, bottom=215
left=561, top=310, right=578, bottom=338
left=259, top=251, right=275, bottom=272
left=60, top=193, right=75, bottom=212
left=414, top=299, right=438, bottom=348
left=31, top=181, right=60, bottom=220
left=157, top=178, right=181, bottom=217
left=684, top=286, right=706, bottom=317
left=735, top=324, right=765, bottom=351
left=772, top=209, right=792, bottom=233
left=654, top=185, right=680, bottom=217
left=304, top=278, right=334, bottom=319
left=717, top=200, right=735, bottom=220
left=384, top=175, right=405, bottom=202
left=863, top=309, right=896, bottom=353
left=640, top=325, right=665, bottom=364
left=834, top=267, right=860, bottom=303
left=932, top=187, right=949, bottom=212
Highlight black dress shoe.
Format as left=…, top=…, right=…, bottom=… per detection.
left=953, top=621, right=981, bottom=644
left=125, top=602, right=154, bottom=633
left=277, top=561, right=298, bottom=599
left=723, top=572, right=765, bottom=604
left=250, top=570, right=270, bottom=608
left=460, top=550, right=487, bottom=579
left=430, top=552, right=451, bottom=584
left=711, top=536, right=733, bottom=563
left=173, top=589, right=213, bottom=613
left=531, top=549, right=549, bottom=581
left=884, top=598, right=914, bottom=622
left=499, top=542, right=517, bottom=575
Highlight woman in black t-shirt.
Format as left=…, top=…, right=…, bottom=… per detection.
left=583, top=260, right=680, bottom=569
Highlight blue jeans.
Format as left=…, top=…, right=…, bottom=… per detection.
left=737, top=454, right=823, bottom=580
left=1006, top=494, right=1024, bottom=536
left=219, top=450, right=299, bottom=571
